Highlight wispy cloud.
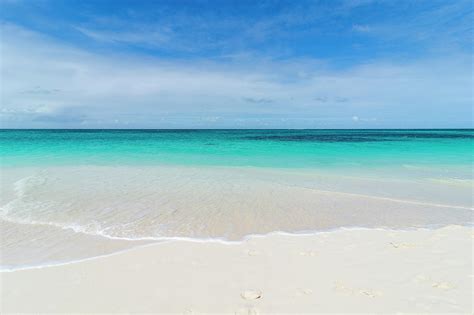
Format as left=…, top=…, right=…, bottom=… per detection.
left=350, top=1, right=473, bottom=52
left=243, top=97, right=274, bottom=104
left=75, top=26, right=170, bottom=47
left=342, top=0, right=380, bottom=9
left=20, top=86, right=61, bottom=95
left=352, top=24, right=371, bottom=33
left=0, top=23, right=472, bottom=128
left=2, top=0, right=471, bottom=62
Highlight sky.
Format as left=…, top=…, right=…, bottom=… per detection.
left=0, top=0, right=472, bottom=129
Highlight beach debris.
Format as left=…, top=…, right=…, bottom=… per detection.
left=241, top=290, right=262, bottom=300
left=359, top=289, right=382, bottom=298
left=432, top=282, right=454, bottom=290
left=389, top=242, right=416, bottom=249
left=334, top=281, right=355, bottom=295
left=415, top=274, right=455, bottom=290
left=296, top=288, right=313, bottom=296
left=246, top=249, right=260, bottom=256
left=334, top=281, right=381, bottom=298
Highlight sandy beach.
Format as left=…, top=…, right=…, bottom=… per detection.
left=1, top=225, right=472, bottom=313
left=1, top=0, right=472, bottom=311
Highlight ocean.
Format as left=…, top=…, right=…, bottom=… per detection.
left=1, top=129, right=472, bottom=269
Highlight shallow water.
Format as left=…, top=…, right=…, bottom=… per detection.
left=0, top=129, right=472, bottom=269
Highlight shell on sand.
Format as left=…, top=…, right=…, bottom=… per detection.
left=241, top=290, right=262, bottom=300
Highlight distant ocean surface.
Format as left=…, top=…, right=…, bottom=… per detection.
left=1, top=129, right=473, bottom=168
left=1, top=129, right=472, bottom=270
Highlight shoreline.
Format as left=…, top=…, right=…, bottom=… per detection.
left=1, top=223, right=472, bottom=272
left=1, top=225, right=472, bottom=313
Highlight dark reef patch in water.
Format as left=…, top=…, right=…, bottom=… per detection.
left=241, top=131, right=474, bottom=142
left=241, top=135, right=393, bottom=142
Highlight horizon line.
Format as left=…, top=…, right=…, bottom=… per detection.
left=1, top=128, right=473, bottom=131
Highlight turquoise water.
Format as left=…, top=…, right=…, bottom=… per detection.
left=1, top=129, right=472, bottom=169
left=1, top=129, right=472, bottom=269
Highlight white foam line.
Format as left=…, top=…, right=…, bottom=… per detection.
left=1, top=210, right=468, bottom=245
left=1, top=223, right=470, bottom=273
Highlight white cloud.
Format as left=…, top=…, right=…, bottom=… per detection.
left=352, top=24, right=371, bottom=33
left=0, top=23, right=472, bottom=128
left=75, top=26, right=170, bottom=47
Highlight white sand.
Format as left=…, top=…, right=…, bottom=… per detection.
left=1, top=225, right=472, bottom=313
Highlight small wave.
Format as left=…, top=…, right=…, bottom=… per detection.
left=2, top=167, right=472, bottom=272
left=283, top=184, right=474, bottom=211
left=1, top=222, right=468, bottom=273
left=13, top=174, right=46, bottom=198
left=428, top=178, right=473, bottom=187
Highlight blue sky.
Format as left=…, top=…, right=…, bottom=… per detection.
left=0, top=0, right=472, bottom=128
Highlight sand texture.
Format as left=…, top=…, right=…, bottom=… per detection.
left=1, top=225, right=472, bottom=313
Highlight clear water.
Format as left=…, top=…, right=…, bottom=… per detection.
left=0, top=129, right=472, bottom=270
